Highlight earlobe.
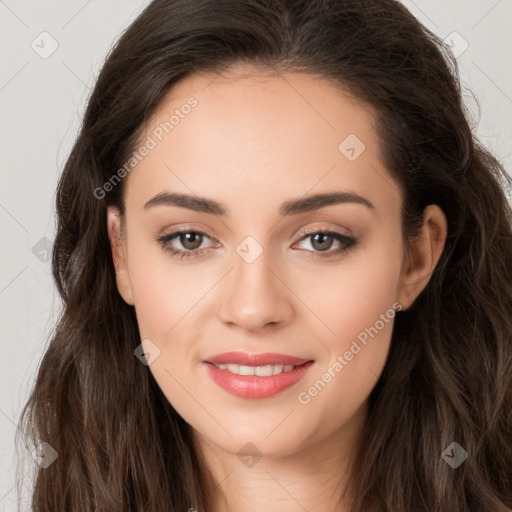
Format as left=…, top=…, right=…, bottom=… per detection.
left=107, top=207, right=135, bottom=306
left=397, top=204, right=447, bottom=310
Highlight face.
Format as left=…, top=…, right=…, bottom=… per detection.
left=107, top=67, right=446, bottom=461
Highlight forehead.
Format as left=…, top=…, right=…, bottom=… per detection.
left=123, top=68, right=400, bottom=220
left=145, top=68, right=378, bottom=154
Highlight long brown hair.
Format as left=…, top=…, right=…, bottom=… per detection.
left=16, top=0, right=512, bottom=510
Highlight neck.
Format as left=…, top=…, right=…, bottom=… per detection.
left=193, top=401, right=368, bottom=512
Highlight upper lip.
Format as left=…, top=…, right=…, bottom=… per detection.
left=204, top=351, right=313, bottom=367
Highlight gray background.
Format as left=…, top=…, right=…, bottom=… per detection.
left=1, top=1, right=511, bottom=510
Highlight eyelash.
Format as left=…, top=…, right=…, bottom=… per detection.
left=156, top=226, right=357, bottom=261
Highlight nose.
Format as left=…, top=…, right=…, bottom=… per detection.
left=218, top=247, right=295, bottom=332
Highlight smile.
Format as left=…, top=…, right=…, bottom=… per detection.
left=203, top=360, right=314, bottom=399
left=214, top=363, right=297, bottom=376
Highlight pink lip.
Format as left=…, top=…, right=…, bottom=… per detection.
left=202, top=351, right=315, bottom=399
left=204, top=351, right=311, bottom=366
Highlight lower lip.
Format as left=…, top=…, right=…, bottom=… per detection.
left=203, top=361, right=315, bottom=399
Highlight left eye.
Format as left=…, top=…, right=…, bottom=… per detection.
left=293, top=231, right=356, bottom=255
left=156, top=229, right=357, bottom=260
left=157, top=229, right=214, bottom=260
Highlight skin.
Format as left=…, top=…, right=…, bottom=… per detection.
left=107, top=66, right=447, bottom=511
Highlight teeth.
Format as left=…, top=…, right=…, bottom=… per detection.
left=216, top=363, right=297, bottom=376
left=272, top=365, right=284, bottom=375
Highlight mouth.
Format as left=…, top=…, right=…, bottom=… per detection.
left=202, top=353, right=315, bottom=399
left=203, top=351, right=312, bottom=367
left=205, top=361, right=306, bottom=376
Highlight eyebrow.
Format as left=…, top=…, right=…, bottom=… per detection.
left=143, top=191, right=375, bottom=216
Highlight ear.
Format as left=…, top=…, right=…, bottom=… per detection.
left=107, top=207, right=134, bottom=306
left=397, top=204, right=447, bottom=310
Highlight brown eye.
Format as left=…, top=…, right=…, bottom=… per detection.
left=309, top=232, right=335, bottom=252
left=294, top=230, right=357, bottom=258
left=156, top=229, right=215, bottom=260
left=178, top=232, right=204, bottom=250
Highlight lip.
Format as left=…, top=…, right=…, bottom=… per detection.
left=202, top=351, right=315, bottom=399
left=204, top=351, right=312, bottom=366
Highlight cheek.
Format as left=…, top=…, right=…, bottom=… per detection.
left=126, top=239, right=207, bottom=338
left=290, top=236, right=403, bottom=343
left=293, top=239, right=402, bottom=408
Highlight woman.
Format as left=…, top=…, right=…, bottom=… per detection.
left=17, top=0, right=512, bottom=510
